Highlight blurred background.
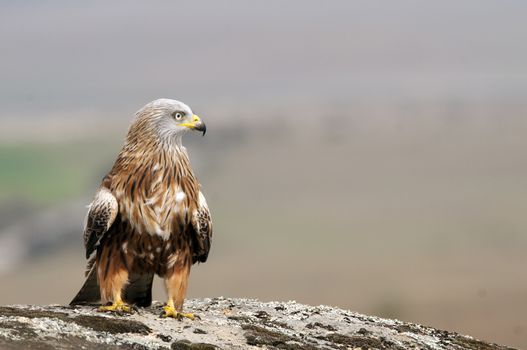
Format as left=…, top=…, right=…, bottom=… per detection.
left=1, top=1, right=526, bottom=348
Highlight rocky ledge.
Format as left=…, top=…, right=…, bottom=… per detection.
left=0, top=298, right=516, bottom=350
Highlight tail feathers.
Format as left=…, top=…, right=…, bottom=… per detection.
left=70, top=264, right=154, bottom=307
left=124, top=272, right=154, bottom=307
left=70, top=265, right=100, bottom=306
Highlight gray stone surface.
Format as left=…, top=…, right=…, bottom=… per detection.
left=0, top=298, right=516, bottom=349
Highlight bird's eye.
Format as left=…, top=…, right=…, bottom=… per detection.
left=172, top=112, right=184, bottom=120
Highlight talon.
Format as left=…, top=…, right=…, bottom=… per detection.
left=98, top=300, right=133, bottom=314
left=179, top=312, right=197, bottom=321
left=161, top=305, right=197, bottom=320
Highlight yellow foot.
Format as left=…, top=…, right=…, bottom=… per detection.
left=98, top=300, right=133, bottom=314
left=161, top=305, right=198, bottom=320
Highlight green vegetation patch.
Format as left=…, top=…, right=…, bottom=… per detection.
left=0, top=140, right=117, bottom=204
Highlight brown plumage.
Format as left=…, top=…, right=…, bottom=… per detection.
left=70, top=99, right=212, bottom=318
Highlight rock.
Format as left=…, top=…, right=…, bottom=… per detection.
left=0, top=298, right=516, bottom=349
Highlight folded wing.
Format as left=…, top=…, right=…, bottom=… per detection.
left=191, top=191, right=213, bottom=263
left=84, top=187, right=118, bottom=259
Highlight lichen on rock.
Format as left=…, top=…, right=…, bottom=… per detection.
left=0, top=298, right=517, bottom=349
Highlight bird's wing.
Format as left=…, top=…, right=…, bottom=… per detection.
left=83, top=187, right=118, bottom=259
left=191, top=191, right=213, bottom=263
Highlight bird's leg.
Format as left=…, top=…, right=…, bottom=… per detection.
left=162, top=255, right=195, bottom=320
left=97, top=256, right=132, bottom=314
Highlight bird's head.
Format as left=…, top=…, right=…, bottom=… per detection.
left=130, top=98, right=206, bottom=146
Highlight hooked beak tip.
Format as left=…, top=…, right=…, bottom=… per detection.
left=194, top=121, right=206, bottom=136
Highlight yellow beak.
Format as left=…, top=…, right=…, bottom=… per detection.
left=181, top=115, right=206, bottom=135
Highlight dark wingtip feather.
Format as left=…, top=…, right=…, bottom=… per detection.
left=70, top=266, right=100, bottom=305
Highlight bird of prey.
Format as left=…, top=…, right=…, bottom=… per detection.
left=70, top=99, right=212, bottom=320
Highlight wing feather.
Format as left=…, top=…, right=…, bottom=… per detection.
left=84, top=187, right=118, bottom=259
left=191, top=191, right=213, bottom=263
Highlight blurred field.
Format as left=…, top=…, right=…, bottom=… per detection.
left=1, top=107, right=526, bottom=348
left=1, top=1, right=527, bottom=348
left=0, top=142, right=112, bottom=204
